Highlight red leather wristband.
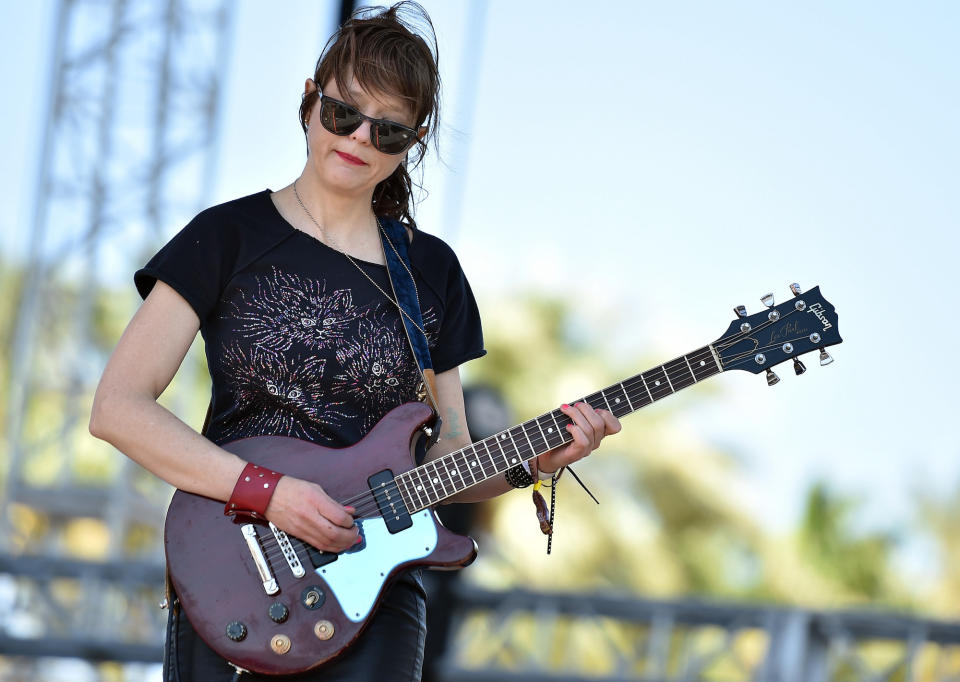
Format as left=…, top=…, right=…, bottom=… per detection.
left=224, top=462, right=284, bottom=519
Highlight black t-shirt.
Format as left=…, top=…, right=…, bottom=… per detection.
left=135, top=189, right=485, bottom=447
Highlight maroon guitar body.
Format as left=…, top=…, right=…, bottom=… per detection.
left=165, top=401, right=477, bottom=675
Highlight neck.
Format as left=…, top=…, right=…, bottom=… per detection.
left=291, top=170, right=377, bottom=246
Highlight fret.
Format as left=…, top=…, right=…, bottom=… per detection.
left=640, top=373, right=654, bottom=402
left=516, top=423, right=536, bottom=459
left=690, top=348, right=719, bottom=382
left=643, top=367, right=672, bottom=400
left=541, top=413, right=564, bottom=450
left=397, top=473, right=420, bottom=511
left=661, top=365, right=675, bottom=392
left=442, top=456, right=465, bottom=496
left=480, top=439, right=499, bottom=478
left=620, top=382, right=634, bottom=411
left=490, top=434, right=512, bottom=473
left=414, top=471, right=432, bottom=508
left=683, top=356, right=697, bottom=382
left=599, top=390, right=613, bottom=413
left=503, top=430, right=522, bottom=468
left=664, top=358, right=696, bottom=391
left=426, top=460, right=450, bottom=500
left=549, top=411, right=567, bottom=444
left=533, top=416, right=550, bottom=451
left=624, top=377, right=651, bottom=409
left=604, top=385, right=631, bottom=419
left=418, top=467, right=439, bottom=506
left=462, top=446, right=479, bottom=485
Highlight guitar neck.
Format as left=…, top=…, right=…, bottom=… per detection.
left=396, top=344, right=723, bottom=511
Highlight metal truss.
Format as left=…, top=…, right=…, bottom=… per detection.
left=0, top=0, right=234, bottom=669
left=3, top=0, right=234, bottom=552
left=437, top=585, right=960, bottom=682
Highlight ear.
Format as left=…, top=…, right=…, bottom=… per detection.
left=304, top=78, right=318, bottom=98
left=417, top=126, right=428, bottom=141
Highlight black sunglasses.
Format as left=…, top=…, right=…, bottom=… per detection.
left=317, top=94, right=424, bottom=155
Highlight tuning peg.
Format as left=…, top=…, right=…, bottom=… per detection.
left=790, top=283, right=802, bottom=297
left=819, top=348, right=834, bottom=366
left=765, top=369, right=780, bottom=386
left=734, top=305, right=748, bottom=318
left=793, top=357, right=806, bottom=375
left=761, top=293, right=775, bottom=308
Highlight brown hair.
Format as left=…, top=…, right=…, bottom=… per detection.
left=299, top=2, right=440, bottom=228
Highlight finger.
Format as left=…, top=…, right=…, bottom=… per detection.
left=562, top=403, right=596, bottom=446
left=569, top=402, right=603, bottom=449
left=315, top=494, right=357, bottom=529
left=314, top=516, right=360, bottom=552
left=577, top=402, right=606, bottom=447
left=564, top=421, right=591, bottom=460
left=599, top=409, right=622, bottom=435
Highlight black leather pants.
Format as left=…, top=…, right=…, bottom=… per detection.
left=164, top=571, right=426, bottom=682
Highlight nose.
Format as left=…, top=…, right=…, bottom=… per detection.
left=349, top=118, right=373, bottom=147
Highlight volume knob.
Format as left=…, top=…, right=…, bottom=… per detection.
left=269, top=602, right=289, bottom=624
left=225, top=621, right=247, bottom=642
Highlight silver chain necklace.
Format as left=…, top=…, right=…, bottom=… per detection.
left=292, top=180, right=427, bottom=337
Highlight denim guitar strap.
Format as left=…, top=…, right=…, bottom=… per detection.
left=378, top=218, right=442, bottom=430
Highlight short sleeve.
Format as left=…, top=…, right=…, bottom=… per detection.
left=429, top=250, right=486, bottom=374
left=134, top=210, right=238, bottom=323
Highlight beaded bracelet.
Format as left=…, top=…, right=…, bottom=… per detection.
left=224, top=462, right=284, bottom=519
left=504, top=463, right=534, bottom=489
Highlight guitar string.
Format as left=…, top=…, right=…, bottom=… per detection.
left=335, top=333, right=804, bottom=516
left=255, top=345, right=715, bottom=535
left=282, top=307, right=815, bottom=514
left=350, top=329, right=817, bottom=514
left=326, top=306, right=813, bottom=511
left=253, top=313, right=823, bottom=540
left=252, top=333, right=821, bottom=568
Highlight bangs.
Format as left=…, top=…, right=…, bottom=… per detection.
left=318, top=15, right=438, bottom=129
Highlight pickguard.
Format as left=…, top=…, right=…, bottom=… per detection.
left=314, top=509, right=437, bottom=622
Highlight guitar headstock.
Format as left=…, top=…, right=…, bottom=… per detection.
left=713, top=284, right=842, bottom=384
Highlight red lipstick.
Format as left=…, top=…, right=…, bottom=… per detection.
left=335, top=151, right=366, bottom=166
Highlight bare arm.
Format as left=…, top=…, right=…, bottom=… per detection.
left=89, top=281, right=358, bottom=552
left=423, top=367, right=513, bottom=503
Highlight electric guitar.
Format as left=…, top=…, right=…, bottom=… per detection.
left=165, top=284, right=842, bottom=675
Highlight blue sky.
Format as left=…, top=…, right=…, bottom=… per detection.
left=2, top=0, right=958, bottom=569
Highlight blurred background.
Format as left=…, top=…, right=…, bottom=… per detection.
left=1, top=1, right=958, bottom=680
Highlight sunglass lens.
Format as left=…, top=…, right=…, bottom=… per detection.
left=374, top=123, right=417, bottom=154
left=320, top=99, right=363, bottom=135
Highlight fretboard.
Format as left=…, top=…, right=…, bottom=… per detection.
left=396, top=344, right=723, bottom=512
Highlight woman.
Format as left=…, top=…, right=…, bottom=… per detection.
left=90, top=3, right=620, bottom=680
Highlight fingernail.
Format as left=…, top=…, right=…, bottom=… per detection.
left=354, top=536, right=362, bottom=545
left=345, top=506, right=356, bottom=513
left=561, top=404, right=570, bottom=409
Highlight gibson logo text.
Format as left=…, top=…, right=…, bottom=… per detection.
left=808, top=303, right=833, bottom=331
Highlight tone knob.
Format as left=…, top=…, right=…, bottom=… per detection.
left=269, top=602, right=289, bottom=624
left=314, top=619, right=335, bottom=641
left=225, top=621, right=247, bottom=642
left=271, top=634, right=291, bottom=655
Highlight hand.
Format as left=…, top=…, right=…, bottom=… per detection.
left=265, top=476, right=360, bottom=553
left=537, top=402, right=622, bottom=474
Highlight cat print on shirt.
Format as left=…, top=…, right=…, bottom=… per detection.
left=218, top=267, right=437, bottom=440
